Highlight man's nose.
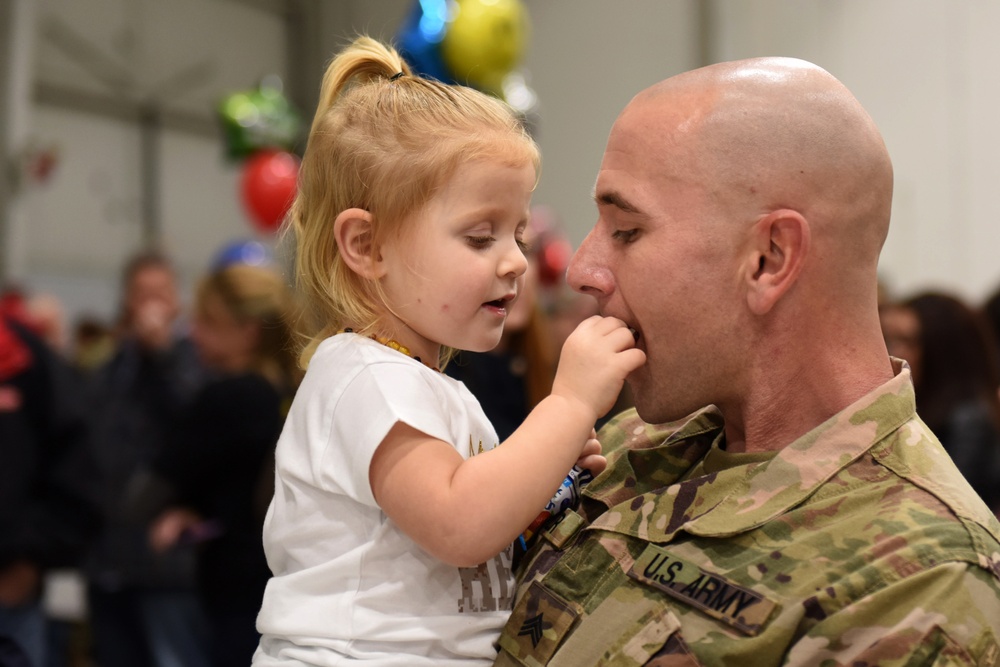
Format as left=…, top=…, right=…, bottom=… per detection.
left=566, top=230, right=613, bottom=298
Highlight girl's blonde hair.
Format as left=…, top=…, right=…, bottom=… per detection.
left=289, top=35, right=541, bottom=367
left=196, top=264, right=302, bottom=393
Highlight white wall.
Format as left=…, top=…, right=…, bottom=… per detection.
left=523, top=1, right=702, bottom=249
left=1, top=0, right=37, bottom=283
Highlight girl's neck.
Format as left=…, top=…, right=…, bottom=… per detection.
left=353, top=313, right=441, bottom=368
left=344, top=322, right=441, bottom=371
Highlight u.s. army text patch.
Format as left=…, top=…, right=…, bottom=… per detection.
left=627, top=544, right=777, bottom=636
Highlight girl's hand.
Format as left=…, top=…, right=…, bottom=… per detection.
left=575, top=429, right=606, bottom=476
left=552, top=316, right=645, bottom=421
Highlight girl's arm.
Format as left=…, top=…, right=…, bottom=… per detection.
left=369, top=315, right=644, bottom=567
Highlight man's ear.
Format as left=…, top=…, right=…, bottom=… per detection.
left=334, top=208, right=384, bottom=279
left=744, top=209, right=810, bottom=315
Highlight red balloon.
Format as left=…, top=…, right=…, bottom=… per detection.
left=240, top=150, right=300, bottom=233
left=538, top=237, right=572, bottom=286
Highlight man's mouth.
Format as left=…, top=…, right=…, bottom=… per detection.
left=600, top=308, right=641, bottom=344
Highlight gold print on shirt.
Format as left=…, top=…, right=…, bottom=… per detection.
left=468, top=435, right=485, bottom=457
left=458, top=546, right=512, bottom=613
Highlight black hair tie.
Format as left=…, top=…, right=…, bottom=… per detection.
left=389, top=71, right=405, bottom=82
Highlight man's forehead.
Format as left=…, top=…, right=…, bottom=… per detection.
left=592, top=151, right=647, bottom=214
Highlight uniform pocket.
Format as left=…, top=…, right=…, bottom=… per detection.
left=547, top=591, right=701, bottom=667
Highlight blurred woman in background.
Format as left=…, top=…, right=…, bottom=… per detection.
left=882, top=291, right=1000, bottom=515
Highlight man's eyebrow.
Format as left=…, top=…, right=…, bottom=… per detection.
left=594, top=190, right=642, bottom=215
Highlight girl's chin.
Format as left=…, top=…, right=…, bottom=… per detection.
left=456, top=335, right=504, bottom=354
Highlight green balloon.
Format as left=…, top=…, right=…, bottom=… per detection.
left=218, top=85, right=303, bottom=160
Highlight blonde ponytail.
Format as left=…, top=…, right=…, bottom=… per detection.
left=310, top=36, right=412, bottom=135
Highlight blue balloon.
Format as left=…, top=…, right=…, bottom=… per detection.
left=212, top=240, right=273, bottom=270
left=397, top=0, right=456, bottom=83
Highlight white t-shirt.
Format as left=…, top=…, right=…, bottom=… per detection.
left=254, top=334, right=513, bottom=666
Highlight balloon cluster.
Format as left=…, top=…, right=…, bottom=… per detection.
left=397, top=0, right=536, bottom=114
left=218, top=78, right=303, bottom=235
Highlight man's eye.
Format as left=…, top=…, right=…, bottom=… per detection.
left=467, top=235, right=495, bottom=249
left=612, top=229, right=639, bottom=243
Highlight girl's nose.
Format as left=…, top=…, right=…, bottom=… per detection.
left=500, top=240, right=529, bottom=278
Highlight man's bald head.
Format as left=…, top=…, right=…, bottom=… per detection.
left=573, top=57, right=897, bottom=442
left=630, top=57, right=893, bottom=274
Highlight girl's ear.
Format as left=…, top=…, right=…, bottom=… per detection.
left=334, top=208, right=385, bottom=279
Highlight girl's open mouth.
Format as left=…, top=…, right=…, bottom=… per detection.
left=483, top=294, right=515, bottom=314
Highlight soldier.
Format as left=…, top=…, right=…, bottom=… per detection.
left=493, top=58, right=1000, bottom=666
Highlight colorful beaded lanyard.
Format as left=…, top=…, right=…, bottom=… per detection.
left=338, top=328, right=440, bottom=372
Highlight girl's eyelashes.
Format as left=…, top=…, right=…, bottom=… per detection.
left=466, top=225, right=530, bottom=252
left=466, top=235, right=495, bottom=249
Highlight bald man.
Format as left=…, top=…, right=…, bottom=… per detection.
left=493, top=59, right=1000, bottom=666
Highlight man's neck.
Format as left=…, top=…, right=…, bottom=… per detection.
left=721, top=344, right=895, bottom=454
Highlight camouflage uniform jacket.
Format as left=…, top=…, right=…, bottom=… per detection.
left=494, top=362, right=1000, bottom=667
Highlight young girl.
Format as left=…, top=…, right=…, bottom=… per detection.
left=253, top=36, right=644, bottom=666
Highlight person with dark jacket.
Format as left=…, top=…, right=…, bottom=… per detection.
left=84, top=252, right=210, bottom=667
left=0, top=315, right=101, bottom=667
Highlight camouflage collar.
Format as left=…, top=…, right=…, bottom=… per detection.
left=586, top=359, right=916, bottom=541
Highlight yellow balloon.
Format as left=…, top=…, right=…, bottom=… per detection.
left=442, top=0, right=529, bottom=95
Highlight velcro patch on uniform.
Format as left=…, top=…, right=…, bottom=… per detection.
left=977, top=632, right=1000, bottom=667
left=498, top=581, right=581, bottom=665
left=542, top=509, right=585, bottom=550
left=627, top=544, right=777, bottom=636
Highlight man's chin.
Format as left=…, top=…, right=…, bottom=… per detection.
left=630, top=386, right=690, bottom=426
left=631, top=401, right=662, bottom=425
